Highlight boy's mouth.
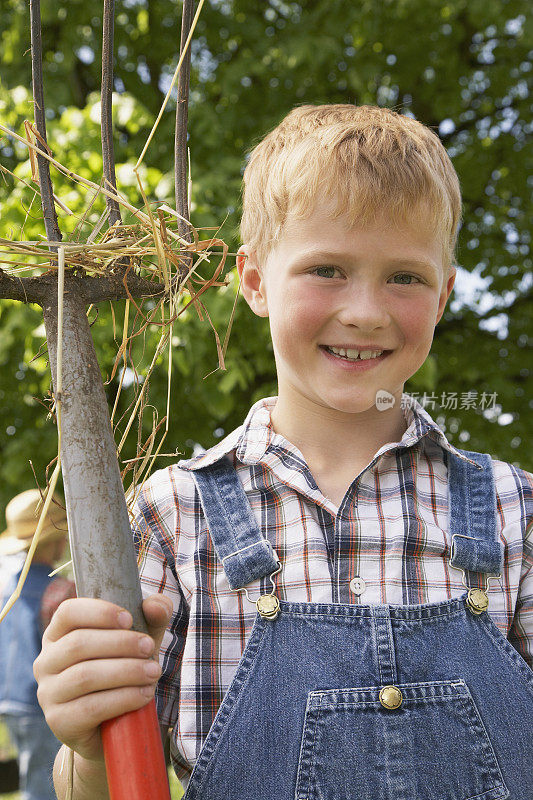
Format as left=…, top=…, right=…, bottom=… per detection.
left=320, top=345, right=392, bottom=362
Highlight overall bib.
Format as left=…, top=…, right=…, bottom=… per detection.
left=181, top=449, right=533, bottom=800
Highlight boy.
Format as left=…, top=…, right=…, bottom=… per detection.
left=34, top=105, right=532, bottom=799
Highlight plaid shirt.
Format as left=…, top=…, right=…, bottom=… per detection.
left=132, top=395, right=533, bottom=787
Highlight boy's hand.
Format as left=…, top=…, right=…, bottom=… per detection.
left=33, top=594, right=173, bottom=764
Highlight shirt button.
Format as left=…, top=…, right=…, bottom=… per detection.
left=350, top=576, right=366, bottom=596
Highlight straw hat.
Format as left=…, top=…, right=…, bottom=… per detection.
left=0, top=490, right=68, bottom=556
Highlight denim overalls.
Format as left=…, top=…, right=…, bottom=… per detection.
left=181, top=448, right=533, bottom=800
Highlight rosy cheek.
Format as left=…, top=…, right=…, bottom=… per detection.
left=278, top=286, right=329, bottom=338
left=396, top=296, right=439, bottom=344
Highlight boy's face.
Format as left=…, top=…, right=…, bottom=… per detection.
left=237, top=203, right=455, bottom=418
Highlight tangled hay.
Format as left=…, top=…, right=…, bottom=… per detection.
left=0, top=129, right=238, bottom=628
left=0, top=0, right=238, bottom=634
left=0, top=151, right=238, bottom=574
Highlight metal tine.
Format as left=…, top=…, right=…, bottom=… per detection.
left=175, top=0, right=195, bottom=242
left=101, top=0, right=122, bottom=228
left=29, top=0, right=62, bottom=247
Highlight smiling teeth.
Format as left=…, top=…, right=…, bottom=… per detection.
left=327, top=346, right=384, bottom=361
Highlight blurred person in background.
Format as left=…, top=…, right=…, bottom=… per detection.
left=0, top=490, right=75, bottom=800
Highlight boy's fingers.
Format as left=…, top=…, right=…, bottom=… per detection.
left=45, top=685, right=156, bottom=756
left=49, top=657, right=162, bottom=704
left=36, top=628, right=155, bottom=676
left=142, top=595, right=173, bottom=638
left=42, top=596, right=171, bottom=682
left=43, top=597, right=133, bottom=644
left=142, top=594, right=173, bottom=649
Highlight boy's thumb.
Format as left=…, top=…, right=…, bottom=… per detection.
left=142, top=594, right=174, bottom=651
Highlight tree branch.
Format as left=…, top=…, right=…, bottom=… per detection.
left=0, top=268, right=43, bottom=304
left=0, top=267, right=166, bottom=305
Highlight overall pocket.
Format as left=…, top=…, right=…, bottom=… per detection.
left=295, top=679, right=508, bottom=800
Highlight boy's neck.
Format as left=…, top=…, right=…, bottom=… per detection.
left=269, top=388, right=408, bottom=477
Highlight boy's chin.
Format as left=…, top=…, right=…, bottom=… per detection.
left=315, top=392, right=394, bottom=416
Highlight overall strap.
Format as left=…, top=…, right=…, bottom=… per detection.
left=192, top=457, right=279, bottom=590
left=447, top=449, right=503, bottom=580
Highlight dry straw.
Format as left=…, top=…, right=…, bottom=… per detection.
left=0, top=0, right=238, bottom=616
left=0, top=136, right=232, bottom=526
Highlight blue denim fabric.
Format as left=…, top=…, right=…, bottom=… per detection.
left=193, top=456, right=280, bottom=590
left=182, top=449, right=533, bottom=800
left=0, top=563, right=52, bottom=714
left=2, top=712, right=60, bottom=800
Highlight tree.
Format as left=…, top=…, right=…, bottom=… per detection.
left=1, top=0, right=531, bottom=518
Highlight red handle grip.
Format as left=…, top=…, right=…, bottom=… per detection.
left=101, top=699, right=171, bottom=800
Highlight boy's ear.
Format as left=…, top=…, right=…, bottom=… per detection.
left=435, top=266, right=456, bottom=324
left=237, top=245, right=269, bottom=318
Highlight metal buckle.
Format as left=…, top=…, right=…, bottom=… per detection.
left=238, top=559, right=282, bottom=620
left=449, top=534, right=501, bottom=615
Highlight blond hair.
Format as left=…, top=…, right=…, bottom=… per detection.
left=240, top=104, right=462, bottom=270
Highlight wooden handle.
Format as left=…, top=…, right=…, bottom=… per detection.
left=101, top=700, right=171, bottom=800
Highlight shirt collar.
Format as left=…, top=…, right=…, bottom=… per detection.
left=385, top=395, right=481, bottom=468
left=178, top=394, right=480, bottom=472
left=178, top=397, right=275, bottom=471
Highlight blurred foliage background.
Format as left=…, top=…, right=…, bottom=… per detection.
left=0, top=0, right=532, bottom=523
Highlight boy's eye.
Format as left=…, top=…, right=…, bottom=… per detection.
left=312, top=266, right=340, bottom=278
left=391, top=273, right=419, bottom=285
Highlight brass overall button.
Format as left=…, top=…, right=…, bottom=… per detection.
left=256, top=594, right=280, bottom=620
left=379, top=685, right=403, bottom=710
left=466, top=588, right=489, bottom=615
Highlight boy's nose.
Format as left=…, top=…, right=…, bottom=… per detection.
left=336, top=285, right=391, bottom=330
